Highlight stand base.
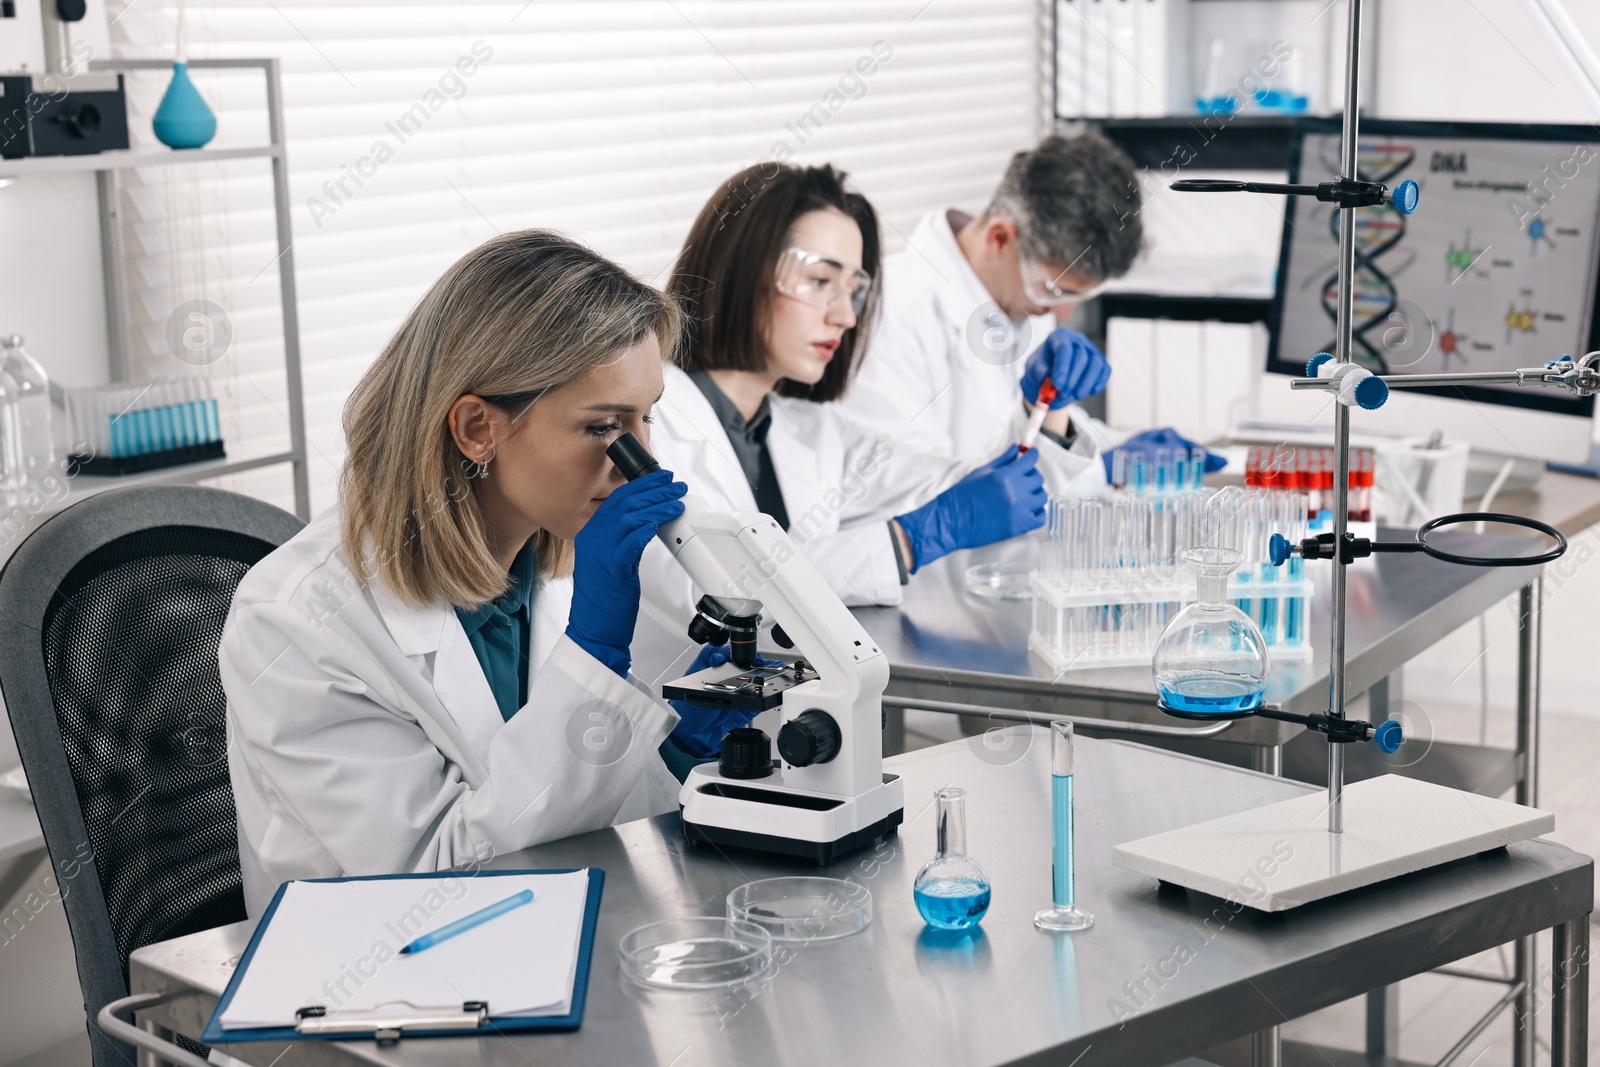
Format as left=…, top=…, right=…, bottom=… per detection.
left=1110, top=774, right=1552, bottom=912
left=679, top=765, right=905, bottom=866
left=1033, top=905, right=1094, bottom=931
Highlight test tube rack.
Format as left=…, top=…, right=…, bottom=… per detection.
left=65, top=378, right=225, bottom=477
left=1028, top=490, right=1314, bottom=671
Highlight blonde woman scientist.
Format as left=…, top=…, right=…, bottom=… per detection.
left=219, top=231, right=742, bottom=915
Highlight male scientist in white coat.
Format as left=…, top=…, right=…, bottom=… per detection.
left=844, top=134, right=1217, bottom=495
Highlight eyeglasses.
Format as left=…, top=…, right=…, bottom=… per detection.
left=1017, top=243, right=1107, bottom=308
left=775, top=247, right=872, bottom=317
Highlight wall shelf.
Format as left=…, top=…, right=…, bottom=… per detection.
left=6, top=57, right=310, bottom=529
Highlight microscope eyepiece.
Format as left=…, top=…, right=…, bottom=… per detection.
left=607, top=432, right=661, bottom=481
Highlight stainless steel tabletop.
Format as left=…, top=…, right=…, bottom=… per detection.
left=854, top=529, right=1541, bottom=748
left=129, top=730, right=1592, bottom=1067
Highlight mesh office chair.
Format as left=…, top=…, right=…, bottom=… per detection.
left=0, top=485, right=303, bottom=1067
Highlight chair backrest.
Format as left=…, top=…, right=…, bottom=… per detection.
left=0, top=485, right=304, bottom=1067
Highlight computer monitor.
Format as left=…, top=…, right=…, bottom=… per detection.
left=1263, top=118, right=1600, bottom=463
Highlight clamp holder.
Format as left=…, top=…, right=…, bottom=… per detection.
left=1257, top=706, right=1404, bottom=752
left=1170, top=177, right=1419, bottom=214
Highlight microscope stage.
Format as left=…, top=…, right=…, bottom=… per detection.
left=663, top=660, right=810, bottom=713
left=1110, top=775, right=1552, bottom=912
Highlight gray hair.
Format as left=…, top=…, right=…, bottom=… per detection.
left=984, top=133, right=1143, bottom=282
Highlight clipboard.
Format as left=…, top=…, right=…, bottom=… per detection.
left=201, top=868, right=604, bottom=1045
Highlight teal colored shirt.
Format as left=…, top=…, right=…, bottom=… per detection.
left=454, top=544, right=536, bottom=721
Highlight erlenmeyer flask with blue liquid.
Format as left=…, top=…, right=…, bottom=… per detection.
left=1153, top=547, right=1268, bottom=716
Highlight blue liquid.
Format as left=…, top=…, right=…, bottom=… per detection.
left=1257, top=562, right=1278, bottom=645
left=1052, top=773, right=1075, bottom=908
left=1158, top=677, right=1264, bottom=714
left=915, top=878, right=991, bottom=930
left=1285, top=557, right=1305, bottom=645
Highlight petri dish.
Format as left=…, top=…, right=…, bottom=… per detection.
left=726, top=877, right=873, bottom=942
left=965, top=561, right=1034, bottom=601
left=619, top=917, right=772, bottom=990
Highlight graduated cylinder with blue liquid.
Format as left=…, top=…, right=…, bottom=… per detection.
left=1152, top=547, right=1269, bottom=716
left=1035, top=721, right=1093, bottom=931
left=913, top=787, right=991, bottom=931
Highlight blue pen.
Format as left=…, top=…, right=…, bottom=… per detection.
left=398, top=889, right=534, bottom=956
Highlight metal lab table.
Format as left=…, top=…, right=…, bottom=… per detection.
left=855, top=528, right=1545, bottom=795
left=123, top=731, right=1592, bottom=1067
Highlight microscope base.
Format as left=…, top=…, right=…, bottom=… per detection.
left=1110, top=774, right=1552, bottom=912
left=679, top=767, right=905, bottom=866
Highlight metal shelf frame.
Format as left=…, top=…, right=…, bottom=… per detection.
left=5, top=57, right=311, bottom=521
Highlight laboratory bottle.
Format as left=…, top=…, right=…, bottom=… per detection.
left=1035, top=720, right=1093, bottom=931
left=1, top=336, right=55, bottom=481
left=0, top=365, right=26, bottom=498
left=913, top=787, right=991, bottom=930
left=1152, top=547, right=1268, bottom=715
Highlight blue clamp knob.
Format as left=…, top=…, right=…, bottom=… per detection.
left=1353, top=373, right=1389, bottom=410
left=1548, top=355, right=1571, bottom=368
left=1373, top=718, right=1403, bottom=754
left=1391, top=179, right=1420, bottom=215
left=1268, top=532, right=1293, bottom=567
left=1306, top=351, right=1335, bottom=378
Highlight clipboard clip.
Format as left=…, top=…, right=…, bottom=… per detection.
left=295, top=1001, right=489, bottom=1045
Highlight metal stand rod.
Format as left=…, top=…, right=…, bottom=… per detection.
left=1251, top=1025, right=1282, bottom=1067
left=1512, top=579, right=1544, bottom=1067
left=1366, top=983, right=1399, bottom=1058
left=1513, top=931, right=1538, bottom=1067
left=1550, top=914, right=1590, bottom=1067
left=1326, top=0, right=1364, bottom=835
left=1516, top=578, right=1543, bottom=808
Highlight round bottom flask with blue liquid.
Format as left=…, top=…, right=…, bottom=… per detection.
left=1035, top=720, right=1093, bottom=932
left=913, top=787, right=991, bottom=931
left=1153, top=548, right=1268, bottom=718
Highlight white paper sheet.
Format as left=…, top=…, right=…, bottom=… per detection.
left=220, top=869, right=591, bottom=1029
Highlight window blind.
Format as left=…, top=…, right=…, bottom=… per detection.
left=110, top=0, right=1044, bottom=513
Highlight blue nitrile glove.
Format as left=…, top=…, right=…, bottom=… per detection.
left=1021, top=328, right=1112, bottom=409
left=894, top=446, right=1046, bottom=573
left=566, top=469, right=686, bottom=677
left=667, top=642, right=783, bottom=759
left=1102, top=427, right=1228, bottom=483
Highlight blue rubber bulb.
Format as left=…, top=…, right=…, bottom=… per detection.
left=1373, top=719, right=1403, bottom=754
left=1268, top=533, right=1293, bottom=567
left=1306, top=352, right=1334, bottom=378
left=1353, top=374, right=1389, bottom=410
left=153, top=62, right=217, bottom=150
left=1391, top=179, right=1420, bottom=216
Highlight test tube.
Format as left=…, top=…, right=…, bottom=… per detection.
left=1131, top=454, right=1147, bottom=495
left=1190, top=446, right=1206, bottom=491
left=1285, top=493, right=1307, bottom=648
left=1035, top=721, right=1093, bottom=932
left=1153, top=447, right=1172, bottom=493
left=1110, top=449, right=1128, bottom=490
left=1258, top=493, right=1283, bottom=647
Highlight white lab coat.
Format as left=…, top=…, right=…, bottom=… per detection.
left=633, top=365, right=966, bottom=681
left=840, top=208, right=1119, bottom=498
left=219, top=507, right=681, bottom=917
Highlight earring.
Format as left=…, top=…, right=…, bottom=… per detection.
left=461, top=453, right=492, bottom=479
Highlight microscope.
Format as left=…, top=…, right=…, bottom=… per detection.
left=607, top=433, right=904, bottom=864
left=0, top=0, right=129, bottom=159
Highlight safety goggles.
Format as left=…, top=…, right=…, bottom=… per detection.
left=1017, top=243, right=1108, bottom=308
left=774, top=247, right=872, bottom=317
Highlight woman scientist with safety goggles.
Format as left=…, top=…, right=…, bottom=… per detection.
left=632, top=164, right=1047, bottom=696
left=218, top=232, right=746, bottom=916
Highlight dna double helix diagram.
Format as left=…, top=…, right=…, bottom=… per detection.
left=1316, top=140, right=1417, bottom=370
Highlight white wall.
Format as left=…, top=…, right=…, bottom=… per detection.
left=0, top=174, right=112, bottom=392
